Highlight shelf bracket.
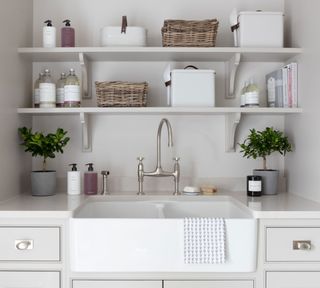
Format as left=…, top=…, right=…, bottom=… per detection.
left=225, top=52, right=241, bottom=99
left=225, top=112, right=241, bottom=152
left=79, top=52, right=91, bottom=99
left=80, top=112, right=92, bottom=152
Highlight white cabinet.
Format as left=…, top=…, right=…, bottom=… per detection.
left=0, top=271, right=60, bottom=288
left=165, top=280, right=254, bottom=288
left=266, top=227, right=320, bottom=262
left=0, top=227, right=60, bottom=261
left=266, top=271, right=320, bottom=288
left=262, top=220, right=320, bottom=288
left=73, top=280, right=162, bottom=288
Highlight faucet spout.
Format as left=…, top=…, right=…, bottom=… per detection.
left=156, top=118, right=173, bottom=169
left=137, top=118, right=180, bottom=195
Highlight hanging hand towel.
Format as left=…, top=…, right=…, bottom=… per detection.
left=184, top=217, right=225, bottom=264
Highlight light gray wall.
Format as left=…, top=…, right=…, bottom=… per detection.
left=284, top=0, right=320, bottom=202
left=32, top=0, right=288, bottom=194
left=0, top=0, right=33, bottom=200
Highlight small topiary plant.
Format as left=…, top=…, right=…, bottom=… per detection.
left=18, top=127, right=70, bottom=171
left=239, top=127, right=292, bottom=170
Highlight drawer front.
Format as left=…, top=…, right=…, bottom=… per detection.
left=165, top=280, right=254, bottom=288
left=0, top=227, right=60, bottom=261
left=73, top=280, right=162, bottom=288
left=266, top=227, right=320, bottom=262
left=0, top=271, right=60, bottom=288
left=266, top=271, right=320, bottom=288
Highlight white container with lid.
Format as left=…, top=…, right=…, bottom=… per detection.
left=100, top=27, right=147, bottom=47
left=233, top=11, right=284, bottom=47
left=170, top=67, right=215, bottom=107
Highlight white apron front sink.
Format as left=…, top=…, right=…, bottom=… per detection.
left=70, top=196, right=257, bottom=273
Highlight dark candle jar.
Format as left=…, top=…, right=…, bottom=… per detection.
left=247, top=175, right=262, bottom=197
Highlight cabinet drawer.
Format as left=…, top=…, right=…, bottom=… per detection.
left=73, top=280, right=162, bottom=288
left=0, top=227, right=60, bottom=261
left=165, top=280, right=254, bottom=288
left=266, top=227, right=320, bottom=262
left=266, top=271, right=320, bottom=288
left=0, top=271, right=60, bottom=288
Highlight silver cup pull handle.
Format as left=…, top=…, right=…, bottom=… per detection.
left=293, top=240, right=312, bottom=250
left=15, top=240, right=33, bottom=250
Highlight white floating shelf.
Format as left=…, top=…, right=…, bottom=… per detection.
left=18, top=47, right=302, bottom=62
left=18, top=107, right=302, bottom=153
left=17, top=107, right=303, bottom=115
left=18, top=47, right=302, bottom=100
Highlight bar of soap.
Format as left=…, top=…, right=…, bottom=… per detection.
left=200, top=186, right=217, bottom=195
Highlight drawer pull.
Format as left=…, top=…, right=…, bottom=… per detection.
left=293, top=240, right=312, bottom=250
left=15, top=240, right=33, bottom=250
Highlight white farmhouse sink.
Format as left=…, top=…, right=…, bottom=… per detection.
left=70, top=196, right=257, bottom=273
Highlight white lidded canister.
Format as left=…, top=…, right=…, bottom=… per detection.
left=170, top=66, right=215, bottom=107
left=236, top=11, right=284, bottom=47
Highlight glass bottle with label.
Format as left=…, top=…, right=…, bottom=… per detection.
left=33, top=72, right=43, bottom=108
left=245, top=79, right=260, bottom=107
left=56, top=73, right=66, bottom=107
left=64, top=68, right=80, bottom=107
left=240, top=81, right=248, bottom=107
left=39, top=69, right=56, bottom=108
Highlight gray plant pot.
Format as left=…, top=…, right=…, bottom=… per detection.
left=253, top=169, right=279, bottom=195
left=31, top=171, right=56, bottom=196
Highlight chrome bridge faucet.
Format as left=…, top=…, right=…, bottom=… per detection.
left=137, top=118, right=180, bottom=195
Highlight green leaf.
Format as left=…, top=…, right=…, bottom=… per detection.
left=18, top=127, right=70, bottom=171
left=238, top=127, right=292, bottom=169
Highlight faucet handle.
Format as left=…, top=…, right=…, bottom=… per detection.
left=173, top=157, right=180, bottom=162
left=137, top=156, right=144, bottom=162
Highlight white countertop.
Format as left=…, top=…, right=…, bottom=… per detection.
left=0, top=191, right=320, bottom=219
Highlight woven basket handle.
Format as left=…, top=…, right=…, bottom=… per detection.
left=121, top=16, right=128, bottom=34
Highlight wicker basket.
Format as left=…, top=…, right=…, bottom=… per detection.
left=161, top=19, right=219, bottom=47
left=95, top=81, right=148, bottom=107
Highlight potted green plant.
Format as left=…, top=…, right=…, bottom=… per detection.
left=18, top=127, right=70, bottom=196
left=239, top=127, right=292, bottom=195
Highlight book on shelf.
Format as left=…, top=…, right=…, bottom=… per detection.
left=266, top=63, right=298, bottom=108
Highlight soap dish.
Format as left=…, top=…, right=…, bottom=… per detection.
left=182, top=186, right=201, bottom=196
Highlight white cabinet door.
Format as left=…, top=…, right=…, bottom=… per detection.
left=266, top=271, right=320, bottom=288
left=0, top=271, right=60, bottom=288
left=165, top=280, right=254, bottom=288
left=73, top=280, right=162, bottom=288
left=0, top=227, right=60, bottom=261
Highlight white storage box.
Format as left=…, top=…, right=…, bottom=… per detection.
left=100, top=26, right=147, bottom=47
left=235, top=11, right=284, bottom=47
left=171, top=69, right=215, bottom=107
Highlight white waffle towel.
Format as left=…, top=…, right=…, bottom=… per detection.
left=184, top=217, right=226, bottom=264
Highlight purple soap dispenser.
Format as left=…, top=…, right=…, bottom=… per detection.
left=61, top=19, right=75, bottom=47
left=84, top=163, right=98, bottom=195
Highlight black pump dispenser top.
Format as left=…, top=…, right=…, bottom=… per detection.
left=86, top=163, right=94, bottom=171
left=69, top=163, right=78, bottom=171
left=63, top=19, right=71, bottom=27
left=44, top=20, right=53, bottom=27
